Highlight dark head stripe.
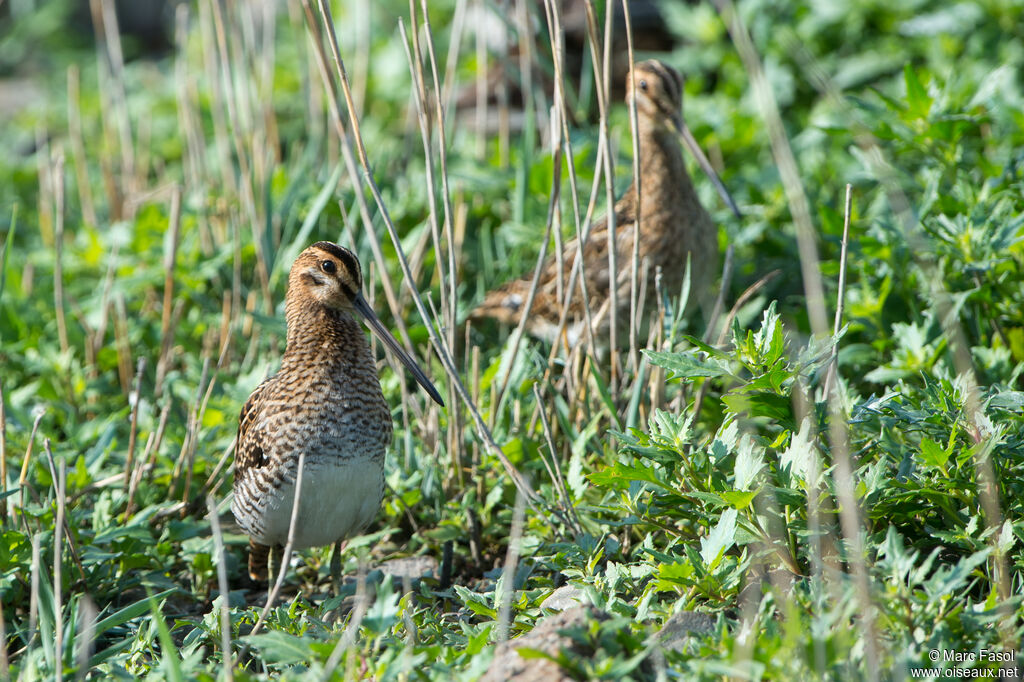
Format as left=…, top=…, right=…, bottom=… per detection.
left=311, top=241, right=362, bottom=287
left=643, top=60, right=682, bottom=105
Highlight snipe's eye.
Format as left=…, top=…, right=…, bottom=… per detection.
left=638, top=79, right=648, bottom=91
left=320, top=260, right=337, bottom=274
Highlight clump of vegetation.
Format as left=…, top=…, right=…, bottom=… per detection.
left=1, top=0, right=1022, bottom=679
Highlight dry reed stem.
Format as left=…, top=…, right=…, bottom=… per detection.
left=582, top=0, right=620, bottom=382
left=29, top=534, right=40, bottom=642
left=0, top=580, right=9, bottom=681
left=823, top=184, right=852, bottom=396
left=206, top=496, right=235, bottom=680
left=531, top=385, right=582, bottom=535
left=74, top=595, right=97, bottom=682
left=0, top=381, right=6, bottom=525
left=713, top=0, right=878, bottom=672
left=538, top=0, right=602, bottom=368
left=619, top=0, right=643, bottom=375
left=53, top=454, right=66, bottom=681
left=251, top=450, right=307, bottom=637
left=415, top=0, right=461, bottom=347
left=496, top=491, right=526, bottom=643
left=299, top=0, right=419, bottom=360
left=179, top=357, right=213, bottom=511
left=52, top=153, right=69, bottom=357
left=18, top=413, right=45, bottom=516
left=66, top=65, right=97, bottom=229
left=156, top=188, right=184, bottom=395
left=305, top=0, right=548, bottom=519
left=321, top=561, right=370, bottom=680
left=123, top=358, right=145, bottom=496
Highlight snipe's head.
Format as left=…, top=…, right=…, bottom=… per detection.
left=288, top=241, right=365, bottom=312
left=287, top=241, right=445, bottom=407
left=627, top=59, right=742, bottom=219
left=627, top=60, right=685, bottom=133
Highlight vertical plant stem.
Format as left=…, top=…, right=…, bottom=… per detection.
left=824, top=184, right=852, bottom=397
left=206, top=496, right=235, bottom=680
left=156, top=188, right=183, bottom=396
left=619, top=0, right=642, bottom=375
left=53, top=451, right=66, bottom=681
left=52, top=154, right=69, bottom=357
left=496, top=491, right=526, bottom=643
left=251, top=451, right=306, bottom=636
left=66, top=66, right=97, bottom=228
left=123, top=358, right=145, bottom=496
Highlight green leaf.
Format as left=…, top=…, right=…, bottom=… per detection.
left=903, top=64, right=932, bottom=119
left=720, top=490, right=759, bottom=510
left=918, top=436, right=950, bottom=473
left=644, top=350, right=732, bottom=379
left=700, top=508, right=737, bottom=570
left=245, top=630, right=316, bottom=665
left=733, top=436, right=763, bottom=491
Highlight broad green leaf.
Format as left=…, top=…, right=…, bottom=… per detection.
left=700, top=508, right=737, bottom=570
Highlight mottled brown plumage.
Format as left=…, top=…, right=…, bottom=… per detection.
left=231, top=242, right=443, bottom=584
left=472, top=60, right=739, bottom=346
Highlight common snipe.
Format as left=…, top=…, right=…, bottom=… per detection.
left=471, top=60, right=739, bottom=347
left=231, top=242, right=444, bottom=587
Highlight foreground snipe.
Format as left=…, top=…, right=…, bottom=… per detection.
left=231, top=242, right=444, bottom=587
left=472, top=60, right=740, bottom=346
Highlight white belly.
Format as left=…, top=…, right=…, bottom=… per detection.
left=253, top=458, right=384, bottom=549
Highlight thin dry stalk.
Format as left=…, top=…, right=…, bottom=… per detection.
left=89, top=0, right=137, bottom=214
left=490, top=134, right=562, bottom=412
left=143, top=399, right=173, bottom=485
left=113, top=294, right=132, bottom=395
left=304, top=1, right=548, bottom=517
left=123, top=358, right=146, bottom=495
left=714, top=0, right=878, bottom=670
left=156, top=188, right=184, bottom=395
left=0, top=582, right=9, bottom=681
left=823, top=184, right=852, bottom=397
left=18, top=413, right=45, bottom=516
left=398, top=10, right=452, bottom=347
left=53, top=455, right=66, bottom=681
left=29, top=534, right=41, bottom=640
left=619, top=0, right=643, bottom=375
left=66, top=65, right=97, bottom=228
left=89, top=241, right=119, bottom=368
left=197, top=0, right=236, bottom=197
left=0, top=381, right=6, bottom=525
left=52, top=154, right=69, bottom=356
left=206, top=496, right=235, bottom=680
left=200, top=436, right=237, bottom=499
left=496, top=491, right=526, bottom=643
left=208, top=0, right=272, bottom=313
left=531, top=385, right=581, bottom=535
left=416, top=0, right=461, bottom=353
left=582, top=0, right=619, bottom=381
left=299, top=0, right=418, bottom=358
left=74, top=595, right=97, bottom=682
left=321, top=561, right=370, bottom=680
left=473, top=0, right=488, bottom=159
left=178, top=357, right=213, bottom=509
left=539, top=0, right=601, bottom=359
left=251, top=451, right=306, bottom=637
left=691, top=245, right=736, bottom=421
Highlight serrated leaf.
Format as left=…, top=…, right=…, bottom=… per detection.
left=733, top=436, right=763, bottom=491
left=644, top=350, right=732, bottom=379
left=244, top=630, right=316, bottom=665
left=699, top=508, right=737, bottom=570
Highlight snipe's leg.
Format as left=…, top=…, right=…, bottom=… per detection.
left=330, top=540, right=344, bottom=597
left=248, top=539, right=271, bottom=582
